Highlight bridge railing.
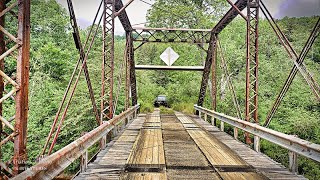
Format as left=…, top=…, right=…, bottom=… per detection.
left=13, top=105, right=140, bottom=180
left=194, top=105, right=320, bottom=173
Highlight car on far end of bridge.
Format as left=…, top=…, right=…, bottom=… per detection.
left=154, top=95, right=169, bottom=107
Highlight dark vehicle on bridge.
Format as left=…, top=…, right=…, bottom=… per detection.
left=154, top=95, right=168, bottom=107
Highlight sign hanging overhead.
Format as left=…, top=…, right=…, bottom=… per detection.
left=160, top=47, right=179, bottom=66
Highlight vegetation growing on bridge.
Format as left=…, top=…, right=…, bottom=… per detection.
left=1, top=0, right=319, bottom=179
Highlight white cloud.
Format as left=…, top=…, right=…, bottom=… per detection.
left=275, top=0, right=320, bottom=18
left=56, top=0, right=154, bottom=35
left=56, top=0, right=319, bottom=35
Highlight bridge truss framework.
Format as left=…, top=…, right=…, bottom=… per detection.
left=0, top=0, right=319, bottom=178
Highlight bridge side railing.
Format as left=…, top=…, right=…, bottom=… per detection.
left=13, top=105, right=140, bottom=180
left=194, top=105, right=320, bottom=173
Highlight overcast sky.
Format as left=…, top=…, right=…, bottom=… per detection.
left=55, top=0, right=320, bottom=35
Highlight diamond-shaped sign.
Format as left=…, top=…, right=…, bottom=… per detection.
left=160, top=47, right=179, bottom=66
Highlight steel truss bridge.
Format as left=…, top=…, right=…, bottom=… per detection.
left=0, top=0, right=318, bottom=179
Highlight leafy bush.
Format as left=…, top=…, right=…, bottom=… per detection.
left=140, top=103, right=154, bottom=113
left=159, top=106, right=175, bottom=114
left=172, top=102, right=195, bottom=114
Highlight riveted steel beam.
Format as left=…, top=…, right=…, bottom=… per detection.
left=197, top=35, right=217, bottom=109
left=132, top=27, right=212, bottom=44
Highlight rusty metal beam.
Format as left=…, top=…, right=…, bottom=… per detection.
left=211, top=40, right=217, bottom=125
left=125, top=36, right=131, bottom=110
left=42, top=0, right=104, bottom=156
left=135, top=65, right=205, bottom=71
left=115, top=0, right=132, bottom=32
left=128, top=32, right=137, bottom=105
left=101, top=0, right=115, bottom=121
left=0, top=0, right=30, bottom=177
left=245, top=0, right=260, bottom=144
left=259, top=2, right=320, bottom=101
left=225, top=0, right=247, bottom=20
left=68, top=0, right=100, bottom=124
left=44, top=0, right=104, bottom=156
left=132, top=27, right=212, bottom=44
left=212, top=0, right=247, bottom=34
left=0, top=0, right=4, bottom=177
left=12, top=105, right=140, bottom=180
left=264, top=17, right=320, bottom=127
left=114, top=0, right=135, bottom=17
left=13, top=0, right=30, bottom=175
left=197, top=0, right=247, bottom=110
left=197, top=35, right=217, bottom=108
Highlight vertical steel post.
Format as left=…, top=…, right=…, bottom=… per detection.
left=0, top=0, right=30, bottom=176
left=211, top=38, right=217, bottom=125
left=128, top=32, right=137, bottom=105
left=245, top=0, right=259, bottom=144
left=101, top=0, right=115, bottom=121
left=0, top=1, right=4, bottom=176
left=125, top=32, right=131, bottom=110
left=100, top=0, right=115, bottom=149
left=13, top=0, right=30, bottom=175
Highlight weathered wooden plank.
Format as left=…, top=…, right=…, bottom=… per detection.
left=120, top=172, right=167, bottom=180
left=190, top=115, right=307, bottom=180
left=75, top=115, right=145, bottom=180
left=127, top=129, right=165, bottom=167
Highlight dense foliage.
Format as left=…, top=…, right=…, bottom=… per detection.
left=1, top=0, right=319, bottom=178
left=141, top=1, right=320, bottom=179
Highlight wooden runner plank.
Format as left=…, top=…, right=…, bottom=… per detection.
left=176, top=113, right=267, bottom=180
left=190, top=115, right=307, bottom=180
left=75, top=115, right=145, bottom=180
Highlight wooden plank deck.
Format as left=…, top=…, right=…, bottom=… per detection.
left=125, top=129, right=165, bottom=168
left=121, top=109, right=167, bottom=179
left=75, top=115, right=145, bottom=180
left=190, top=114, right=307, bottom=180
left=75, top=110, right=307, bottom=180
left=176, top=114, right=268, bottom=180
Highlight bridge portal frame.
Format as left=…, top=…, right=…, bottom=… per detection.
left=1, top=0, right=319, bottom=178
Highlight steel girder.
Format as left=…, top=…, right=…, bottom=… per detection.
left=212, top=0, right=247, bottom=34
left=115, top=0, right=132, bottom=32
left=197, top=35, right=217, bottom=108
left=132, top=27, right=212, bottom=44
left=245, top=0, right=259, bottom=124
left=125, top=34, right=131, bottom=109
left=197, top=0, right=248, bottom=109
left=128, top=32, right=137, bottom=106
left=244, top=0, right=260, bottom=143
left=101, top=0, right=115, bottom=121
left=0, top=0, right=30, bottom=177
left=0, top=1, right=5, bottom=176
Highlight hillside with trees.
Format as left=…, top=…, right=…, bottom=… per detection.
left=2, top=0, right=319, bottom=179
